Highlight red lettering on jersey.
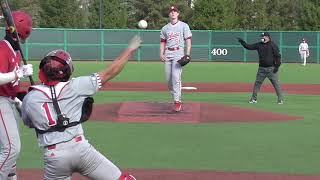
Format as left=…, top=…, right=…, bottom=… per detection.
left=42, top=103, right=56, bottom=126
left=168, top=32, right=181, bottom=40
left=167, top=32, right=181, bottom=47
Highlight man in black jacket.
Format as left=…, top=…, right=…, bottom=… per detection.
left=237, top=32, right=284, bottom=104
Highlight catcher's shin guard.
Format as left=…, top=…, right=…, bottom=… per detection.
left=119, top=174, right=137, bottom=180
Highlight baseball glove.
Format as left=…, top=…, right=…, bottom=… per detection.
left=80, top=97, right=94, bottom=122
left=178, top=55, right=191, bottom=67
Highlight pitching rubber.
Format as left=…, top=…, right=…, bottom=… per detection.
left=181, top=86, right=197, bottom=90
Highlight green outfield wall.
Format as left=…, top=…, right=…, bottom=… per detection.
left=0, top=28, right=318, bottom=63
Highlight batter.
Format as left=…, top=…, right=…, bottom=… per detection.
left=0, top=11, right=33, bottom=180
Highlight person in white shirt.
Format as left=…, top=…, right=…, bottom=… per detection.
left=299, top=38, right=309, bottom=66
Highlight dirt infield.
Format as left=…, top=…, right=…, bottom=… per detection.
left=18, top=169, right=320, bottom=180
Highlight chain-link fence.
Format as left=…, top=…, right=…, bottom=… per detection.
left=1, top=28, right=318, bottom=63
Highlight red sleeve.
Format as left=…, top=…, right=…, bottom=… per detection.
left=0, top=48, right=9, bottom=73
left=160, top=38, right=166, bottom=43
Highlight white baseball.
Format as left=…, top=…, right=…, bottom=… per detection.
left=138, top=20, right=148, bottom=29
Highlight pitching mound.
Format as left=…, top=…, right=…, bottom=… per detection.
left=90, top=102, right=301, bottom=123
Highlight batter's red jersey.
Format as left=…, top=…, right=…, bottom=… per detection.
left=0, top=40, right=21, bottom=98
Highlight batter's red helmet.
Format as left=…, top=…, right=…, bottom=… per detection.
left=39, top=49, right=74, bottom=85
left=11, top=11, right=32, bottom=40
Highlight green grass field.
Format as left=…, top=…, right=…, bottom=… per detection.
left=19, top=62, right=320, bottom=175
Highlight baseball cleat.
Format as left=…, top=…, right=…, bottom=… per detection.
left=128, top=175, right=137, bottom=180
left=248, top=99, right=257, bottom=104
left=174, top=101, right=182, bottom=112
left=277, top=100, right=284, bottom=104
left=119, top=174, right=137, bottom=180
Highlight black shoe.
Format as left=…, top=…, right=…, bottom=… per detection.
left=277, top=100, right=284, bottom=105
left=248, top=99, right=257, bottom=104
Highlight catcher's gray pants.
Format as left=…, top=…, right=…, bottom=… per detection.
left=0, top=97, right=21, bottom=180
left=251, top=66, right=284, bottom=102
left=43, top=135, right=121, bottom=180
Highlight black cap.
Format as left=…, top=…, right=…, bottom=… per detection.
left=260, top=32, right=271, bottom=37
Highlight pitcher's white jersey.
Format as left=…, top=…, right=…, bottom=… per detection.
left=21, top=73, right=101, bottom=147
left=160, top=21, right=192, bottom=49
left=299, top=42, right=309, bottom=53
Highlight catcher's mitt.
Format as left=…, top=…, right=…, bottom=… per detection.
left=178, top=55, right=191, bottom=67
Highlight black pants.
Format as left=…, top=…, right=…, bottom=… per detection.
left=251, top=66, right=284, bottom=101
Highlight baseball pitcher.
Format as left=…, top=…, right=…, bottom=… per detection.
left=0, top=11, right=33, bottom=180
left=160, top=5, right=192, bottom=112
left=21, top=36, right=141, bottom=180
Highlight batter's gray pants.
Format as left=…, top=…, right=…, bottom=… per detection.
left=251, top=66, right=284, bottom=102
left=0, top=97, right=21, bottom=180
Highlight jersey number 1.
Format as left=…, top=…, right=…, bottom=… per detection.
left=42, top=103, right=57, bottom=126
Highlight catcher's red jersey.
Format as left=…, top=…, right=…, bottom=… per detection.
left=0, top=40, right=21, bottom=97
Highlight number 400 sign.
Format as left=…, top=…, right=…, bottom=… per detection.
left=211, top=48, right=228, bottom=56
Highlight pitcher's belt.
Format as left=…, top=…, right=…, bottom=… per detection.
left=167, top=47, right=180, bottom=51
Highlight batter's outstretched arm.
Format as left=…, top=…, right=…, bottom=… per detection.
left=98, top=35, right=142, bottom=84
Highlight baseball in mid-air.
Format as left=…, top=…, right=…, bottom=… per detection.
left=138, top=20, right=148, bottom=29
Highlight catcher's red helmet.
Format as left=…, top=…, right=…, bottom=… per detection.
left=39, top=49, right=74, bottom=85
left=11, top=11, right=32, bottom=40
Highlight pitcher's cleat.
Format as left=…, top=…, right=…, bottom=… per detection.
left=174, top=101, right=182, bottom=112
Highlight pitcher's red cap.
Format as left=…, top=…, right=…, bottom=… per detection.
left=169, top=6, right=179, bottom=12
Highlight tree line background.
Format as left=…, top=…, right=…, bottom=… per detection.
left=4, top=0, right=320, bottom=31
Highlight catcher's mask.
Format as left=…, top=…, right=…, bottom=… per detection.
left=9, top=11, right=32, bottom=41
left=39, top=49, right=74, bottom=86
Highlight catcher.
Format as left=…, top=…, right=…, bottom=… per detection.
left=160, top=5, right=192, bottom=112
left=21, top=35, right=141, bottom=180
